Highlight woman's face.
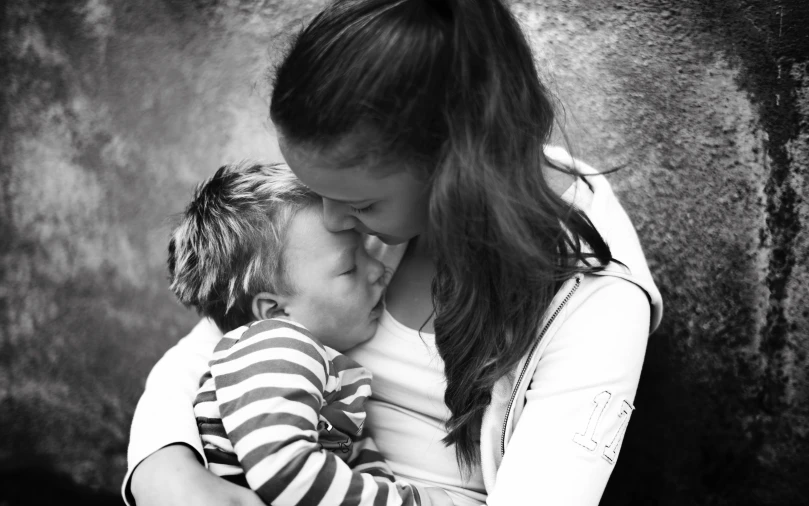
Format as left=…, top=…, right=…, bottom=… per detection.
left=280, top=140, right=430, bottom=245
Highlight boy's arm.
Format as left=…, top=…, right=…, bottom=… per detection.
left=343, top=436, right=396, bottom=481
left=212, top=320, right=436, bottom=506
left=344, top=439, right=455, bottom=506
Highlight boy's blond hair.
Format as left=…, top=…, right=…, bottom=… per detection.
left=168, top=161, right=319, bottom=332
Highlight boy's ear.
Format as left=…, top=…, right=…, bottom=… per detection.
left=251, top=292, right=286, bottom=321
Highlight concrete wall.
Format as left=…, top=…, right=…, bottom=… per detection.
left=1, top=0, right=806, bottom=504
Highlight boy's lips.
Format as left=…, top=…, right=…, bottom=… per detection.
left=370, top=294, right=385, bottom=317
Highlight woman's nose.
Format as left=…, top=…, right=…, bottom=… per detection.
left=322, top=198, right=357, bottom=232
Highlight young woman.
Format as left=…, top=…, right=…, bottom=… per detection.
left=125, top=0, right=662, bottom=504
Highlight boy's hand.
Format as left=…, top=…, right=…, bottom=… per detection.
left=130, top=444, right=263, bottom=506
left=425, top=487, right=454, bottom=506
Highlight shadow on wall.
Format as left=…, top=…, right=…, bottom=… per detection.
left=597, top=0, right=809, bottom=504
left=1, top=0, right=807, bottom=505
left=0, top=468, right=121, bottom=506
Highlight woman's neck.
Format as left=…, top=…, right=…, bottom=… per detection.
left=384, top=234, right=437, bottom=333
left=409, top=233, right=433, bottom=259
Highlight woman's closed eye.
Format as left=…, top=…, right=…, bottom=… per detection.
left=341, top=266, right=357, bottom=276
left=350, top=204, right=373, bottom=214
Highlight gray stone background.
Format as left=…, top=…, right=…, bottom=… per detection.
left=1, top=0, right=807, bottom=504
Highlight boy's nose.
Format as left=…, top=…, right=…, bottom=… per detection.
left=322, top=198, right=357, bottom=232
left=368, top=258, right=385, bottom=286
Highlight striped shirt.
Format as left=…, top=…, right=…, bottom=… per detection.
left=193, top=318, right=429, bottom=506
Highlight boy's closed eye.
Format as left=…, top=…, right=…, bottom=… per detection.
left=335, top=243, right=360, bottom=277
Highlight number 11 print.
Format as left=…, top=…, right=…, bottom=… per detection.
left=572, top=391, right=634, bottom=464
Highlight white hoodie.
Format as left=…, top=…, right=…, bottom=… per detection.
left=479, top=147, right=663, bottom=504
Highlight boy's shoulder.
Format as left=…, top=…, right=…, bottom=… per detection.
left=237, top=317, right=313, bottom=340
left=215, top=318, right=325, bottom=355
left=232, top=319, right=364, bottom=373
left=213, top=318, right=360, bottom=380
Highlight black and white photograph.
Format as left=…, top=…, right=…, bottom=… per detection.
left=1, top=0, right=807, bottom=505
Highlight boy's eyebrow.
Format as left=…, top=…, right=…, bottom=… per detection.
left=336, top=244, right=359, bottom=269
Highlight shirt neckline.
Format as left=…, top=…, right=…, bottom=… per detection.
left=380, top=305, right=436, bottom=339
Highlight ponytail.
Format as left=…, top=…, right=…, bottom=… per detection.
left=428, top=0, right=611, bottom=472
left=269, top=0, right=612, bottom=473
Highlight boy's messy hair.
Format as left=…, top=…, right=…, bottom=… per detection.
left=168, top=161, right=318, bottom=332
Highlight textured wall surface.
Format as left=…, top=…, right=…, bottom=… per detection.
left=1, top=0, right=807, bottom=504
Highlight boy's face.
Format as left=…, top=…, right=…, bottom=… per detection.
left=279, top=206, right=387, bottom=350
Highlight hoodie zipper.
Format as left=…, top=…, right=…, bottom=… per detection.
left=500, top=275, right=581, bottom=456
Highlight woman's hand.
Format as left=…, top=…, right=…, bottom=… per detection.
left=130, top=444, right=263, bottom=506
left=425, top=487, right=454, bottom=506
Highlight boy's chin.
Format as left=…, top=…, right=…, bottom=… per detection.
left=358, top=322, right=379, bottom=344
left=343, top=323, right=379, bottom=351
left=325, top=325, right=375, bottom=353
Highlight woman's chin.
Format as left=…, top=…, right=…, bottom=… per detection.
left=376, top=234, right=408, bottom=245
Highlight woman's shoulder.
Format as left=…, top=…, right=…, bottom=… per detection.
left=522, top=274, right=651, bottom=364
left=567, top=274, right=651, bottom=328
left=550, top=274, right=651, bottom=333
left=526, top=274, right=651, bottom=389
left=515, top=274, right=651, bottom=378
left=543, top=145, right=664, bottom=331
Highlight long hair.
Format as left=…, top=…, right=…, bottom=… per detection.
left=270, top=0, right=612, bottom=471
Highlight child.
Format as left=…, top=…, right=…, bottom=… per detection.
left=167, top=161, right=450, bottom=506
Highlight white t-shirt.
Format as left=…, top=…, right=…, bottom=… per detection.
left=346, top=307, right=487, bottom=506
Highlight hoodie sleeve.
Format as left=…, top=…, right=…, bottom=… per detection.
left=487, top=277, right=650, bottom=506
left=121, top=318, right=223, bottom=505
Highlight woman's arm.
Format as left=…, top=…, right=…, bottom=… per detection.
left=130, top=444, right=264, bottom=506
left=123, top=318, right=239, bottom=505
left=487, top=278, right=651, bottom=505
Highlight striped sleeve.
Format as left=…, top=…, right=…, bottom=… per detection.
left=210, top=319, right=432, bottom=506
left=344, top=436, right=397, bottom=481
